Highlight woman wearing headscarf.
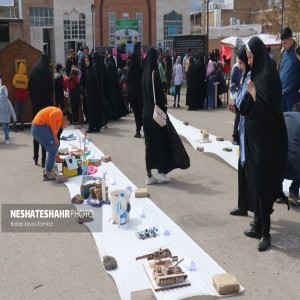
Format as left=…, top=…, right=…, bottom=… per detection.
left=187, top=57, right=201, bottom=110
left=195, top=56, right=206, bottom=109
left=28, top=54, right=54, bottom=168
left=241, top=37, right=288, bottom=251
left=85, top=53, right=107, bottom=133
left=127, top=52, right=143, bottom=138
left=228, top=45, right=251, bottom=217
left=104, top=56, right=127, bottom=119
left=142, top=48, right=190, bottom=185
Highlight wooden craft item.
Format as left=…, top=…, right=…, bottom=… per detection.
left=213, top=273, right=240, bottom=295
left=216, top=137, right=225, bottom=141
left=135, top=188, right=149, bottom=198
left=196, top=146, right=204, bottom=152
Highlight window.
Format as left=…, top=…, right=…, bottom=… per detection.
left=109, top=12, right=115, bottom=46
left=0, top=23, right=9, bottom=42
left=136, top=13, right=143, bottom=44
left=29, top=7, right=54, bottom=27
left=63, top=10, right=86, bottom=57
left=163, top=10, right=182, bottom=51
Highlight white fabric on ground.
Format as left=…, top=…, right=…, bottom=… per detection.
left=168, top=113, right=291, bottom=193
left=60, top=127, right=244, bottom=299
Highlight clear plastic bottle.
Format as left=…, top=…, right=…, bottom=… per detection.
left=117, top=192, right=127, bottom=227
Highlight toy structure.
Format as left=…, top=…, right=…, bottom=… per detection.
left=153, top=258, right=188, bottom=286
left=137, top=247, right=190, bottom=291
left=136, top=247, right=172, bottom=261
left=136, top=227, right=158, bottom=240
left=200, top=129, right=211, bottom=143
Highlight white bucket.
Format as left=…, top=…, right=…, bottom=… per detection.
left=110, top=189, right=130, bottom=224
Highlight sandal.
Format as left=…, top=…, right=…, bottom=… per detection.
left=43, top=172, right=56, bottom=181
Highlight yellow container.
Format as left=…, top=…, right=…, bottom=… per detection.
left=236, top=147, right=240, bottom=156
left=63, top=166, right=78, bottom=177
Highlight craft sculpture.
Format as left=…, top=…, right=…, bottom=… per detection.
left=153, top=258, right=188, bottom=286
left=136, top=248, right=172, bottom=261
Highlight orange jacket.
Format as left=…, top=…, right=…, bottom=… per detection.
left=32, top=106, right=63, bottom=137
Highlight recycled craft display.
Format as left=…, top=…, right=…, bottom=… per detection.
left=152, top=70, right=167, bottom=127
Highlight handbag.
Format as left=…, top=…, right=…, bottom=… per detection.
left=152, top=70, right=167, bottom=127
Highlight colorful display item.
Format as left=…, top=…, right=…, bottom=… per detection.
left=136, top=227, right=158, bottom=240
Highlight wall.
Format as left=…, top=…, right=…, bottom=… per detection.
left=98, top=0, right=156, bottom=47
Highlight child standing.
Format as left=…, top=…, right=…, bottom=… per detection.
left=0, top=86, right=16, bottom=144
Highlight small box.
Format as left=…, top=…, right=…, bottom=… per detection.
left=135, top=188, right=149, bottom=198
left=213, top=273, right=240, bottom=295
left=101, top=155, right=111, bottom=162
left=216, top=137, right=224, bottom=141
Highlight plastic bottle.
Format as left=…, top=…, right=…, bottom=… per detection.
left=117, top=192, right=127, bottom=227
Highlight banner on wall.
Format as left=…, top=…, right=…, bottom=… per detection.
left=115, top=20, right=139, bottom=44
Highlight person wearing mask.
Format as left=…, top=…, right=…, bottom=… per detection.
left=277, top=27, right=300, bottom=112
left=142, top=48, right=190, bottom=185
left=241, top=37, right=288, bottom=252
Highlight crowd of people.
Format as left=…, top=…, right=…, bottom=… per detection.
left=0, top=27, right=299, bottom=252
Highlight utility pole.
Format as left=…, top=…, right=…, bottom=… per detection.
left=281, top=0, right=285, bottom=34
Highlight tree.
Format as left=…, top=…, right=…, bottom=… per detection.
left=261, top=0, right=300, bottom=37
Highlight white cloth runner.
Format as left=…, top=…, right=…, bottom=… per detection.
left=168, top=114, right=292, bottom=193
left=60, top=128, right=244, bottom=299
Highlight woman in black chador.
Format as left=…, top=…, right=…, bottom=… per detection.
left=241, top=37, right=288, bottom=252
left=142, top=48, right=190, bottom=185
left=28, top=54, right=53, bottom=167
left=104, top=56, right=127, bottom=119
left=85, top=53, right=107, bottom=133
left=127, top=52, right=143, bottom=138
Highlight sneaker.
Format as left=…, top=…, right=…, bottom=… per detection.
left=156, top=173, right=170, bottom=183
left=43, top=172, right=56, bottom=181
left=288, top=193, right=298, bottom=206
left=146, top=176, right=157, bottom=185
left=5, top=140, right=9, bottom=144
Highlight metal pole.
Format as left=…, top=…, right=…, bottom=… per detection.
left=281, top=0, right=284, bottom=34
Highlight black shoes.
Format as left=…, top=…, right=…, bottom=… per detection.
left=244, top=228, right=262, bottom=239
left=258, top=237, right=271, bottom=252
left=173, top=103, right=176, bottom=107
left=134, top=131, right=141, bottom=138
left=177, top=103, right=180, bottom=108
left=33, top=156, right=38, bottom=165
left=230, top=207, right=248, bottom=216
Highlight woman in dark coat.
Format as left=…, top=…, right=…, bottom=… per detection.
left=214, top=62, right=227, bottom=107
left=187, top=57, right=200, bottom=110
left=127, top=53, right=143, bottom=138
left=104, top=56, right=127, bottom=119
left=195, top=56, right=207, bottom=109
left=28, top=54, right=54, bottom=167
left=85, top=53, right=107, bottom=133
left=142, top=48, right=190, bottom=184
left=241, top=37, right=288, bottom=251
